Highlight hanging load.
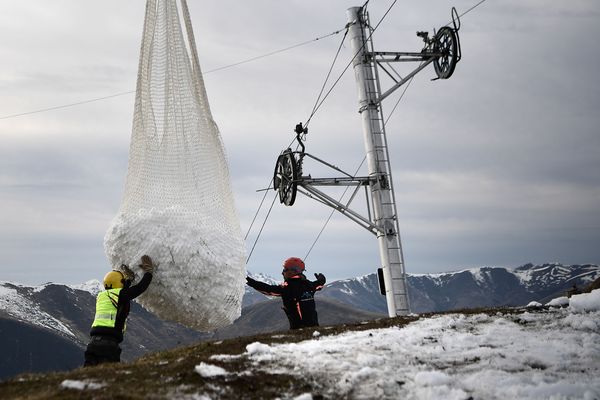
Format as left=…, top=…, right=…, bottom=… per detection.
left=104, top=0, right=246, bottom=330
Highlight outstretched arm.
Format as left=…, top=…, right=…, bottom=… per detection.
left=246, top=276, right=284, bottom=297
left=124, top=272, right=153, bottom=299
left=122, top=255, right=155, bottom=300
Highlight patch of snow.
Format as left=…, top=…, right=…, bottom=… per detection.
left=209, top=354, right=242, bottom=361
left=570, top=289, right=600, bottom=312
left=194, top=362, right=229, bottom=378
left=60, top=380, right=105, bottom=390
left=236, top=291, right=600, bottom=400
left=32, top=283, right=52, bottom=293
left=69, top=279, right=103, bottom=295
left=339, top=285, right=354, bottom=295
left=356, top=274, right=370, bottom=285
left=293, top=394, right=313, bottom=400
left=471, top=268, right=488, bottom=285
left=312, top=331, right=321, bottom=338
left=413, top=370, right=452, bottom=387
left=525, top=301, right=542, bottom=308
left=248, top=272, right=279, bottom=286
left=513, top=268, right=535, bottom=284
left=567, top=270, right=600, bottom=284
left=246, top=342, right=272, bottom=355
left=168, top=385, right=212, bottom=400
left=547, top=296, right=569, bottom=307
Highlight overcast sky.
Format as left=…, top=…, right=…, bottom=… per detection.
left=1, top=0, right=599, bottom=285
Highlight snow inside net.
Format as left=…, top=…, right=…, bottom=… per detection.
left=104, top=0, right=246, bottom=331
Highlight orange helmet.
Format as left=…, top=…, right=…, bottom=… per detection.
left=282, top=257, right=305, bottom=278
left=283, top=257, right=305, bottom=271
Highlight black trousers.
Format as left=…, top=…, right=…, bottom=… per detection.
left=84, top=336, right=122, bottom=367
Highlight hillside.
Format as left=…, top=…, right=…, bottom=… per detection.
left=0, top=289, right=598, bottom=399
left=0, top=263, right=597, bottom=381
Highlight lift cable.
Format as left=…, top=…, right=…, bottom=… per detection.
left=305, top=28, right=349, bottom=130
left=444, top=0, right=488, bottom=27
left=244, top=137, right=300, bottom=263
left=205, top=27, right=347, bottom=74
left=0, top=91, right=136, bottom=121
left=0, top=27, right=347, bottom=121
left=303, top=0, right=399, bottom=128
left=245, top=191, right=279, bottom=264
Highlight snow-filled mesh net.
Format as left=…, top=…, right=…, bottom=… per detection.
left=104, top=0, right=246, bottom=331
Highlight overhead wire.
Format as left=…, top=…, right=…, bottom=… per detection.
left=444, top=0, right=489, bottom=26
left=244, top=135, right=299, bottom=263
left=204, top=28, right=346, bottom=74
left=305, top=28, right=349, bottom=130
left=245, top=191, right=279, bottom=264
left=0, top=91, right=136, bottom=120
left=0, top=27, right=347, bottom=121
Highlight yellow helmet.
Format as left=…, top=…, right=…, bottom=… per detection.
left=103, top=270, right=125, bottom=289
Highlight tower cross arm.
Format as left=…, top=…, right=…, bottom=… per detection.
left=370, top=51, right=437, bottom=62
left=377, top=57, right=434, bottom=103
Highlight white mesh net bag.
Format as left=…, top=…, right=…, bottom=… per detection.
left=104, top=0, right=246, bottom=331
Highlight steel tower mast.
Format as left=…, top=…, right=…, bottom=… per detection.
left=272, top=5, right=462, bottom=317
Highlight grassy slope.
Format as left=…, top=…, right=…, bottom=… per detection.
left=0, top=308, right=531, bottom=400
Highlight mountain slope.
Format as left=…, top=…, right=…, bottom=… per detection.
left=0, top=289, right=598, bottom=399
left=321, top=263, right=600, bottom=314
left=0, top=317, right=83, bottom=379
left=0, top=281, right=208, bottom=380
left=1, top=262, right=597, bottom=381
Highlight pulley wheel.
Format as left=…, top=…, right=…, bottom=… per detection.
left=433, top=26, right=458, bottom=79
left=273, top=150, right=298, bottom=206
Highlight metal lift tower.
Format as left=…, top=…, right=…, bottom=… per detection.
left=273, top=5, right=462, bottom=317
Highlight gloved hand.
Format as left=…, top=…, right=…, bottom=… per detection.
left=121, top=264, right=136, bottom=281
left=246, top=276, right=256, bottom=286
left=314, top=273, right=326, bottom=285
left=139, top=255, right=155, bottom=274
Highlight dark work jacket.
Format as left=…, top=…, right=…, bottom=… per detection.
left=246, top=274, right=325, bottom=329
left=90, top=272, right=152, bottom=343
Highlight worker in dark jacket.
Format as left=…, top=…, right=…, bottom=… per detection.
left=246, top=257, right=326, bottom=329
left=83, top=255, right=154, bottom=366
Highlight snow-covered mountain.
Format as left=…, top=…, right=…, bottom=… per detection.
left=322, top=263, right=600, bottom=314
left=1, top=262, right=597, bottom=380
left=0, top=280, right=208, bottom=380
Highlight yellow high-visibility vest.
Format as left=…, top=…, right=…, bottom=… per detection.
left=91, top=288, right=123, bottom=331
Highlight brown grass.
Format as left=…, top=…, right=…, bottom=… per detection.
left=0, top=307, right=531, bottom=399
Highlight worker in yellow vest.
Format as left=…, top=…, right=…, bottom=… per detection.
left=83, top=255, right=154, bottom=366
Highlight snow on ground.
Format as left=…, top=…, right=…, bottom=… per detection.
left=0, top=282, right=75, bottom=337
left=60, top=379, right=105, bottom=390
left=194, top=362, right=229, bottom=378
left=214, top=290, right=600, bottom=399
